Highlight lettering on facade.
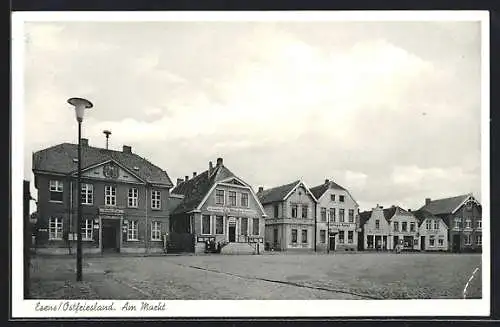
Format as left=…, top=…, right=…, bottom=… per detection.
left=99, top=207, right=124, bottom=215
left=206, top=206, right=257, bottom=215
left=197, top=236, right=215, bottom=243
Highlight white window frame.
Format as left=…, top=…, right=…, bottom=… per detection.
left=291, top=204, right=298, bottom=218
left=128, top=187, right=138, bottom=208
left=49, top=180, right=64, bottom=202
left=127, top=220, right=139, bottom=241
left=330, top=194, right=335, bottom=202
left=329, top=208, right=335, bottom=222
left=465, top=219, right=472, bottom=229
left=347, top=231, right=354, bottom=244
left=201, top=215, right=212, bottom=235
left=476, top=220, right=482, bottom=229
left=241, top=217, right=249, bottom=236
left=464, top=234, right=471, bottom=245
left=410, top=222, right=415, bottom=232
left=215, top=216, right=224, bottom=235
left=105, top=185, right=116, bottom=206
left=151, top=221, right=161, bottom=241
left=438, top=238, right=444, bottom=246
left=240, top=192, right=249, bottom=207
left=321, top=208, right=327, bottom=221
left=151, top=190, right=161, bottom=210
left=454, top=218, right=461, bottom=229
left=429, top=236, right=435, bottom=247
left=375, top=219, right=380, bottom=229
left=476, top=234, right=482, bottom=245
left=215, top=189, right=225, bottom=205
left=82, top=219, right=93, bottom=241
left=434, top=219, right=439, bottom=230
left=301, top=205, right=308, bottom=219
left=394, top=221, right=399, bottom=232
left=426, top=220, right=431, bottom=230
left=291, top=229, right=298, bottom=243
left=301, top=229, right=308, bottom=243
left=81, top=183, right=93, bottom=205
left=252, top=218, right=260, bottom=236
left=49, top=217, right=63, bottom=240
left=228, top=191, right=237, bottom=206
left=338, top=231, right=345, bottom=244
left=339, top=209, right=345, bottom=223
left=401, top=221, right=407, bottom=232
left=348, top=209, right=354, bottom=223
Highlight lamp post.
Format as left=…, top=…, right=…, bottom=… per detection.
left=68, top=97, right=93, bottom=282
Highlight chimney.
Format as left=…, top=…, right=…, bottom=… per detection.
left=193, top=172, right=197, bottom=178
left=325, top=179, right=330, bottom=184
left=258, top=186, right=264, bottom=193
left=81, top=138, right=89, bottom=147
left=176, top=178, right=183, bottom=186
left=122, top=145, right=132, bottom=153
left=408, top=209, right=412, bottom=212
left=216, top=157, right=223, bottom=167
left=103, top=130, right=111, bottom=149
left=209, top=161, right=213, bottom=176
left=185, top=175, right=189, bottom=182
left=425, top=198, right=431, bottom=205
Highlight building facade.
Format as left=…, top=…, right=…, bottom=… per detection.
left=418, top=194, right=482, bottom=252
left=359, top=205, right=391, bottom=250
left=413, top=209, right=449, bottom=251
left=257, top=181, right=318, bottom=252
left=386, top=206, right=420, bottom=251
left=32, top=139, right=173, bottom=254
left=169, top=158, right=266, bottom=254
left=310, top=179, right=359, bottom=252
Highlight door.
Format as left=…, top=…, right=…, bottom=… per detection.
left=420, top=236, right=425, bottom=251
left=453, top=234, right=461, bottom=253
left=393, top=236, right=399, bottom=249
left=329, top=236, right=336, bottom=251
left=102, top=225, right=118, bottom=251
left=382, top=236, right=388, bottom=250
left=273, top=228, right=278, bottom=248
left=228, top=225, right=236, bottom=242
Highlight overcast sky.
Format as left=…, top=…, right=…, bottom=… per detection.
left=22, top=19, right=483, bottom=212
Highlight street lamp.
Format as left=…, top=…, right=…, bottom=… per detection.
left=68, top=97, right=93, bottom=282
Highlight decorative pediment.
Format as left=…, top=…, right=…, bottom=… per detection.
left=79, top=161, right=144, bottom=184
left=225, top=178, right=246, bottom=186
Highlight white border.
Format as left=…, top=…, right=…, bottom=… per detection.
left=11, top=10, right=490, bottom=318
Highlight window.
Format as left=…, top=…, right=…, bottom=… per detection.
left=202, top=215, right=211, bottom=235
left=151, top=190, right=161, bottom=209
left=438, top=238, right=444, bottom=246
left=105, top=185, right=116, bottom=206
left=301, top=205, right=308, bottom=219
left=410, top=222, right=415, bottom=232
left=320, top=230, right=326, bottom=243
left=339, top=195, right=345, bottom=202
left=465, top=219, right=471, bottom=229
left=339, top=209, right=345, bottom=222
left=241, top=218, right=248, bottom=236
left=228, top=191, right=237, bottom=206
left=330, top=194, right=335, bottom=202
left=127, top=221, right=139, bottom=240
left=81, top=184, right=93, bottom=205
left=49, top=180, right=63, bottom=202
left=429, top=236, right=435, bottom=247
left=128, top=188, right=138, bottom=208
left=215, top=190, right=225, bottom=205
left=464, top=234, right=471, bottom=245
left=291, top=205, right=298, bottom=218
left=348, top=209, right=354, bottom=222
left=402, top=222, right=407, bottom=232
left=302, top=230, right=308, bottom=243
left=476, top=220, right=482, bottom=229
left=426, top=220, right=432, bottom=230
left=215, top=216, right=224, bottom=235
left=434, top=219, right=439, bottom=230
left=252, top=218, right=260, bottom=235
left=240, top=193, right=249, bottom=207
left=339, top=231, right=345, bottom=243
left=393, top=222, right=399, bottom=232
left=320, top=208, right=327, bottom=221
left=454, top=218, right=461, bottom=229
left=82, top=219, right=93, bottom=240
left=375, top=219, right=380, bottom=229
left=476, top=235, right=482, bottom=245
left=291, top=229, right=298, bottom=243
left=329, top=208, right=335, bottom=222
left=49, top=217, right=63, bottom=240
left=151, top=221, right=161, bottom=241
left=274, top=205, right=279, bottom=218
left=348, top=231, right=354, bottom=243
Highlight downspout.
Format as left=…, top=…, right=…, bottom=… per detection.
left=314, top=203, right=317, bottom=252
left=145, top=183, right=149, bottom=254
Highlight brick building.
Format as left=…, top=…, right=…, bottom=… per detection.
left=32, top=139, right=173, bottom=254
left=418, top=194, right=482, bottom=252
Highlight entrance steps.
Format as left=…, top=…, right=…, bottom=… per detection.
left=220, top=242, right=260, bottom=255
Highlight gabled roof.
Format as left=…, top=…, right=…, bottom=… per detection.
left=309, top=180, right=346, bottom=200
left=359, top=211, right=372, bottom=226
left=412, top=209, right=447, bottom=227
left=257, top=180, right=301, bottom=204
left=32, top=143, right=173, bottom=186
left=418, top=194, right=473, bottom=216
left=170, top=164, right=238, bottom=214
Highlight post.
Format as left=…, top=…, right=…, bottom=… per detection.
left=314, top=206, right=317, bottom=252
left=327, top=213, right=330, bottom=254
left=24, top=180, right=30, bottom=298
left=76, top=120, right=83, bottom=281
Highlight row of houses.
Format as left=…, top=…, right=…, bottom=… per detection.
left=30, top=139, right=482, bottom=255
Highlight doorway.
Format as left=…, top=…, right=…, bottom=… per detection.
left=273, top=228, right=278, bottom=248
left=420, top=236, right=425, bottom=251
left=393, top=235, right=399, bottom=250
left=329, top=236, right=336, bottom=251
left=102, top=219, right=120, bottom=252
left=452, top=234, right=461, bottom=253
left=228, top=225, right=236, bottom=242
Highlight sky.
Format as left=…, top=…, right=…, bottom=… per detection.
left=22, top=18, right=483, bottom=213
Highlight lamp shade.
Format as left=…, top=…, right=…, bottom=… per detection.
left=67, top=97, right=93, bottom=122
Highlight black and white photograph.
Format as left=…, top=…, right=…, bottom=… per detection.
left=11, top=10, right=490, bottom=318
